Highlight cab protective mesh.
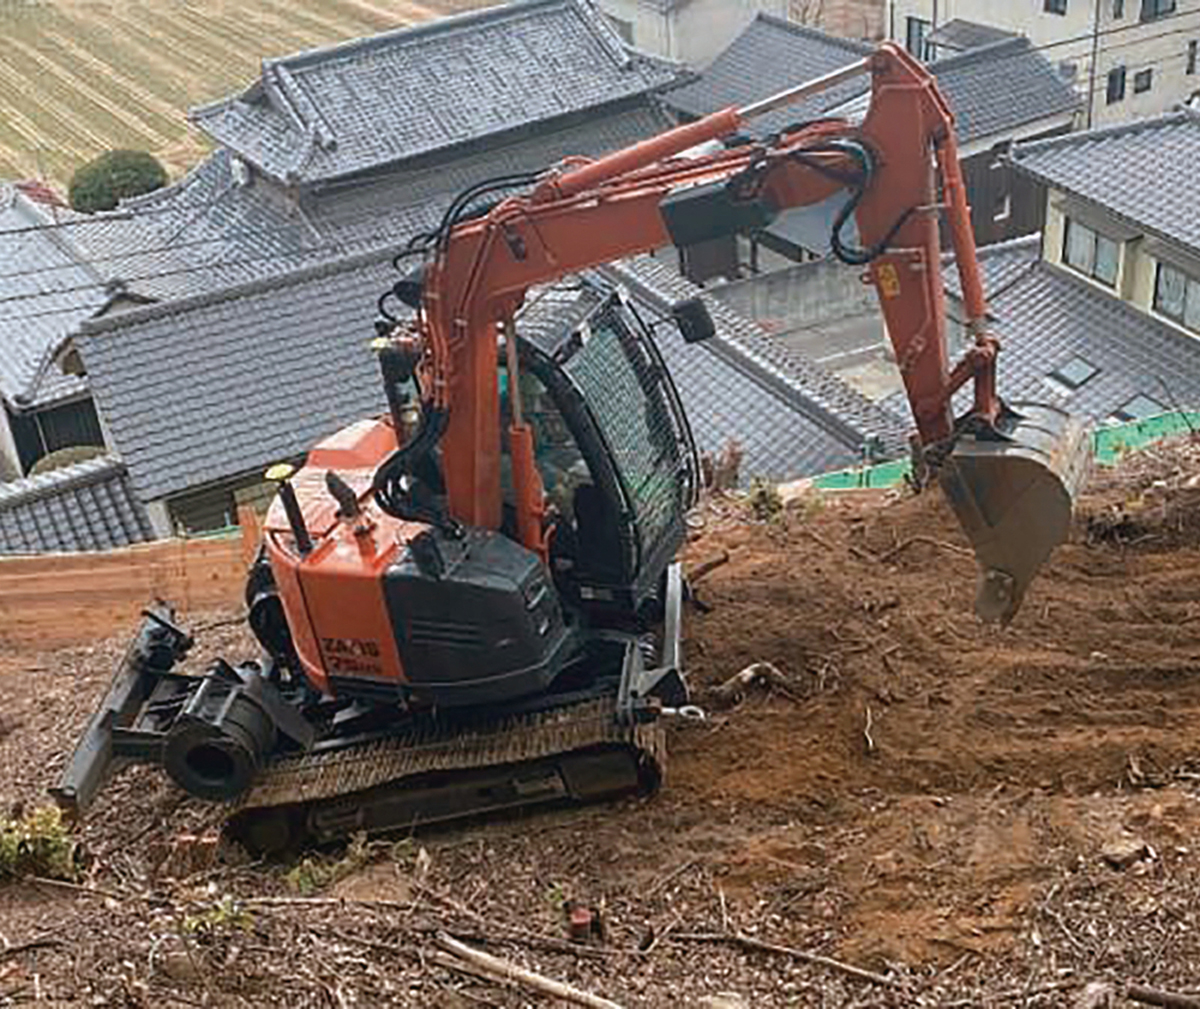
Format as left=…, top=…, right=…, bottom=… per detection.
left=564, top=312, right=688, bottom=565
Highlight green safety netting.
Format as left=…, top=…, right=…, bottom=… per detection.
left=812, top=411, right=1200, bottom=491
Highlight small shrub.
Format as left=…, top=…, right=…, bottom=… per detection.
left=284, top=832, right=373, bottom=895
left=183, top=895, right=255, bottom=937
left=0, top=806, right=81, bottom=882
left=747, top=478, right=783, bottom=521
left=69, top=149, right=167, bottom=213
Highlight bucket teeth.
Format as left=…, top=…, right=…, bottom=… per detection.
left=940, top=403, right=1091, bottom=624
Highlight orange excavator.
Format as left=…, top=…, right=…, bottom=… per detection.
left=53, top=44, right=1089, bottom=853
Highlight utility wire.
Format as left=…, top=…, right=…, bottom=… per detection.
left=0, top=7, right=1196, bottom=308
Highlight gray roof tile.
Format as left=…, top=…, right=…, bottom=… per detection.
left=664, top=15, right=872, bottom=133
left=936, top=240, right=1200, bottom=423
left=1010, top=110, right=1200, bottom=252
left=78, top=246, right=909, bottom=505
left=930, top=37, right=1079, bottom=146
left=0, top=185, right=99, bottom=408
left=0, top=454, right=154, bottom=555
left=190, top=0, right=685, bottom=185
left=667, top=19, right=1078, bottom=146
left=77, top=106, right=672, bottom=304
left=943, top=233, right=1041, bottom=302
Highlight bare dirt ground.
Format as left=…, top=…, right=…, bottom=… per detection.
left=4, top=443, right=1200, bottom=1006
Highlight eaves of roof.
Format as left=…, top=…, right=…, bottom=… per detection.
left=1009, top=109, right=1200, bottom=255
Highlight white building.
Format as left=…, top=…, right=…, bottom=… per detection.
left=594, top=0, right=886, bottom=66
left=887, top=0, right=1200, bottom=126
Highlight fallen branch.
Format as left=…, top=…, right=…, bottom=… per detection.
left=711, top=662, right=804, bottom=707
left=798, top=527, right=875, bottom=562
left=434, top=933, right=625, bottom=1009
left=933, top=978, right=1079, bottom=1007
left=875, top=536, right=972, bottom=565
left=0, top=938, right=63, bottom=961
left=413, top=881, right=621, bottom=959
left=671, top=932, right=904, bottom=990
left=644, top=857, right=700, bottom=897
left=1127, top=985, right=1200, bottom=1009
left=687, top=551, right=730, bottom=584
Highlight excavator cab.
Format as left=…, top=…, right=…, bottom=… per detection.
left=499, top=290, right=701, bottom=625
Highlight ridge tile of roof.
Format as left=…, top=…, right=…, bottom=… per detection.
left=1010, top=109, right=1200, bottom=252
left=190, top=0, right=685, bottom=186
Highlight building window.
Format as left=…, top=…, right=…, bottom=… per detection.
left=1189, top=40, right=1197, bottom=75
left=1107, top=66, right=1126, bottom=102
left=993, top=193, right=1012, bottom=222
left=1044, top=0, right=1068, bottom=12
left=604, top=14, right=634, bottom=45
left=906, top=16, right=933, bottom=60
left=1113, top=0, right=1125, bottom=15
left=1134, top=68, right=1153, bottom=92
left=1051, top=356, right=1100, bottom=389
left=1140, top=0, right=1176, bottom=20
left=1154, top=261, right=1200, bottom=332
left=1113, top=394, right=1166, bottom=422
left=1063, top=218, right=1119, bottom=287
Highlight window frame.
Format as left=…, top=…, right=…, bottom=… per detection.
left=1140, top=0, right=1176, bottom=21
left=1062, top=217, right=1120, bottom=288
left=1188, top=40, right=1197, bottom=75
left=905, top=16, right=933, bottom=60
left=1153, top=261, right=1200, bottom=333
left=1133, top=67, right=1153, bottom=92
left=1113, top=0, right=1125, bottom=16
left=1107, top=65, right=1127, bottom=103
left=1044, top=0, right=1068, bottom=13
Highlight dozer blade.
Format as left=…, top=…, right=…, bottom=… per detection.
left=938, top=403, right=1091, bottom=625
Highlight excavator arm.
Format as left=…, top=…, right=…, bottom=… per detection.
left=379, top=43, right=1089, bottom=623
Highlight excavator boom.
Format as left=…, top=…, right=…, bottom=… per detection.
left=400, top=42, right=1088, bottom=623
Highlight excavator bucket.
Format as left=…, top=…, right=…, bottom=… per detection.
left=938, top=403, right=1091, bottom=625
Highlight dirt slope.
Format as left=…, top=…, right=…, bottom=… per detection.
left=3, top=444, right=1200, bottom=1005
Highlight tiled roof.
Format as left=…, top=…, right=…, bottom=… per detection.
left=927, top=18, right=1016, bottom=52
left=0, top=454, right=154, bottom=555
left=1010, top=110, right=1200, bottom=252
left=190, top=0, right=684, bottom=185
left=606, top=257, right=909, bottom=476
left=943, top=234, right=1041, bottom=302
left=664, top=15, right=872, bottom=133
left=77, top=247, right=908, bottom=505
left=667, top=18, right=1077, bottom=146
left=930, top=37, right=1078, bottom=146
left=0, top=184, right=99, bottom=408
left=80, top=106, right=672, bottom=303
left=78, top=250, right=399, bottom=502
left=938, top=241, right=1200, bottom=422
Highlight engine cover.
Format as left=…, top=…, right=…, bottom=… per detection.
left=382, top=528, right=574, bottom=707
